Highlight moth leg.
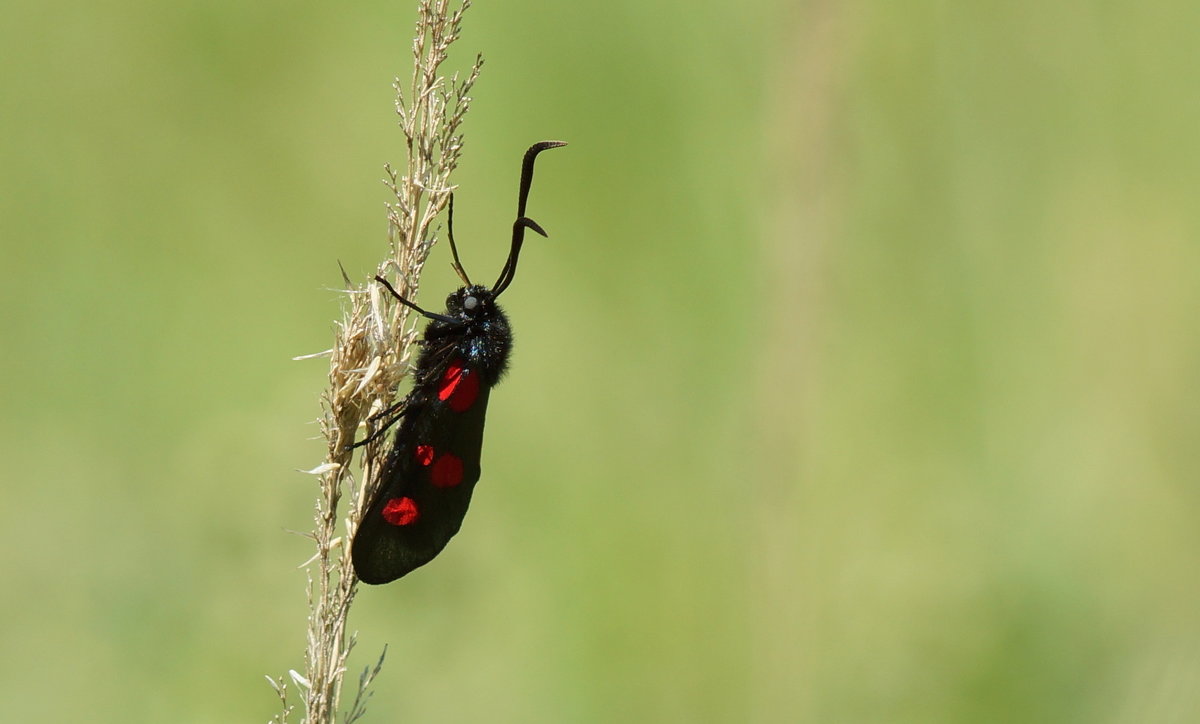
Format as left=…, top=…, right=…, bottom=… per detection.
left=347, top=398, right=411, bottom=450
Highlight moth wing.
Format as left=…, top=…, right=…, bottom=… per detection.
left=352, top=366, right=492, bottom=584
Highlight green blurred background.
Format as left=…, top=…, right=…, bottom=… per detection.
left=3, top=0, right=1199, bottom=721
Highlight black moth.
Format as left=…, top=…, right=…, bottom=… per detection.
left=351, top=140, right=566, bottom=584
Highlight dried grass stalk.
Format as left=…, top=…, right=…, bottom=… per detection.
left=271, top=2, right=482, bottom=722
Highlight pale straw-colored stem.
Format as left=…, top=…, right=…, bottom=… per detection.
left=270, top=2, right=481, bottom=722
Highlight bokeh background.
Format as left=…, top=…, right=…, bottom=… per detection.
left=3, top=1, right=1198, bottom=721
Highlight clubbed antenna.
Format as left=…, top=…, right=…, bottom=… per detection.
left=446, top=194, right=472, bottom=286
left=492, top=141, right=567, bottom=297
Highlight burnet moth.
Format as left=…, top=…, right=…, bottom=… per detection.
left=351, top=140, right=566, bottom=584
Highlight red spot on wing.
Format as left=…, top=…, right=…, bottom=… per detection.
left=381, top=497, right=419, bottom=526
left=430, top=453, right=464, bottom=488
left=414, top=444, right=434, bottom=466
left=438, top=359, right=480, bottom=413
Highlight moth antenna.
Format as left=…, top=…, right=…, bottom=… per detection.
left=492, top=141, right=567, bottom=296
left=446, top=194, right=472, bottom=286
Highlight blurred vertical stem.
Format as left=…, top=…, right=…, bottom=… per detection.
left=272, top=1, right=482, bottom=722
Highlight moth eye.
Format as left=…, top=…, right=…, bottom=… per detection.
left=463, top=295, right=479, bottom=311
